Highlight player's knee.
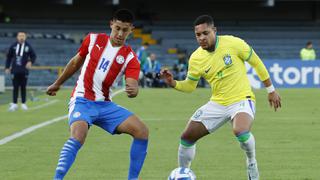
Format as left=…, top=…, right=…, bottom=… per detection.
left=232, top=128, right=240, bottom=136
left=232, top=127, right=249, bottom=136
left=235, top=131, right=251, bottom=143
left=180, top=132, right=196, bottom=144
left=70, top=121, right=89, bottom=144
left=136, top=125, right=149, bottom=139
left=130, top=122, right=149, bottom=139
left=71, top=133, right=87, bottom=144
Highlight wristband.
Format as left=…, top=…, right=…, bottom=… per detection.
left=266, top=85, right=275, bottom=93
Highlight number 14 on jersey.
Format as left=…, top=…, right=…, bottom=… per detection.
left=99, top=58, right=110, bottom=72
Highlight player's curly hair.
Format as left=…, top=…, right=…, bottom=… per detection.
left=194, top=15, right=214, bottom=27
left=112, top=9, right=135, bottom=23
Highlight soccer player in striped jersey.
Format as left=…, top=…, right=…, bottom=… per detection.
left=161, top=15, right=281, bottom=180
left=46, top=9, right=148, bottom=180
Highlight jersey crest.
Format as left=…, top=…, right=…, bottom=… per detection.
left=116, top=55, right=125, bottom=64
left=223, top=54, right=233, bottom=66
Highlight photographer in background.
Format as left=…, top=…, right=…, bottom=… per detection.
left=143, top=52, right=162, bottom=87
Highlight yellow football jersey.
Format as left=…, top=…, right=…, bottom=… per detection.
left=175, top=35, right=269, bottom=105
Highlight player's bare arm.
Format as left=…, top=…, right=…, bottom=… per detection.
left=160, top=69, right=176, bottom=87
left=262, top=78, right=281, bottom=111
left=46, top=53, right=85, bottom=96
left=125, top=78, right=139, bottom=98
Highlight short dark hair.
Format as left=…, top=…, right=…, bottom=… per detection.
left=16, top=31, right=27, bottom=35
left=194, top=15, right=214, bottom=27
left=306, top=41, right=312, bottom=46
left=112, top=9, right=134, bottom=23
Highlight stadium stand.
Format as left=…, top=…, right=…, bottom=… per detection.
left=1, top=20, right=320, bottom=86
left=147, top=22, right=320, bottom=60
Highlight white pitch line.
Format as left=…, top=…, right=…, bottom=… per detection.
left=28, top=99, right=60, bottom=111
left=111, top=88, right=125, bottom=97
left=0, top=115, right=68, bottom=145
left=0, top=88, right=125, bottom=145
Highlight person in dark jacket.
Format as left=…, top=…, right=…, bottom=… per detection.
left=5, top=31, right=36, bottom=111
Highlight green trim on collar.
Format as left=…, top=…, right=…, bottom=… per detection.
left=215, top=35, right=219, bottom=50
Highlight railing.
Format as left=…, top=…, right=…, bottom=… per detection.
left=0, top=66, right=65, bottom=77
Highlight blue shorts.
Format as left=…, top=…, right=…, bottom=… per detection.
left=68, top=97, right=133, bottom=135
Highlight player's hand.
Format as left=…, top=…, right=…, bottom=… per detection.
left=26, top=61, right=32, bottom=69
left=160, top=69, right=176, bottom=87
left=125, top=85, right=138, bottom=98
left=125, top=78, right=138, bottom=98
left=46, top=83, right=60, bottom=96
left=5, top=68, right=10, bottom=74
left=268, top=91, right=281, bottom=111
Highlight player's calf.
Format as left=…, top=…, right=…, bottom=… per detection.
left=129, top=125, right=148, bottom=179
left=54, top=138, right=82, bottom=180
left=123, top=117, right=149, bottom=180
left=236, top=131, right=256, bottom=163
left=128, top=138, right=148, bottom=180
left=178, top=139, right=196, bottom=168
left=236, top=131, right=259, bottom=180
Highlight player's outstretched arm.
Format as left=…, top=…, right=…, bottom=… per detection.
left=125, top=78, right=139, bottom=98
left=160, top=69, right=176, bottom=87
left=262, top=78, right=281, bottom=112
left=46, top=53, right=85, bottom=96
left=245, top=49, right=281, bottom=111
left=160, top=69, right=197, bottom=93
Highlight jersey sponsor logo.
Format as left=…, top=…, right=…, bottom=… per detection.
left=73, top=111, right=81, bottom=118
left=223, top=54, right=233, bottom=66
left=116, top=55, right=125, bottom=64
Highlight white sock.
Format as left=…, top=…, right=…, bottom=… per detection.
left=178, top=143, right=196, bottom=168
left=239, top=133, right=256, bottom=163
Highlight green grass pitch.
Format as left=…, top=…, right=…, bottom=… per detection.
left=0, top=88, right=319, bottom=179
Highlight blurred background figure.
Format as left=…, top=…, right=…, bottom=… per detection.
left=173, top=50, right=188, bottom=81
left=136, top=42, right=149, bottom=87
left=5, top=31, right=36, bottom=111
left=300, top=41, right=316, bottom=61
left=143, top=53, right=162, bottom=87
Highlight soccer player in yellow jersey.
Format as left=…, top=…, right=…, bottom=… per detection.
left=161, top=15, right=281, bottom=180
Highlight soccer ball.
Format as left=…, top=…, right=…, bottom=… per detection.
left=168, top=167, right=196, bottom=180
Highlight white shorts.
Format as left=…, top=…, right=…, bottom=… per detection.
left=190, top=100, right=255, bottom=133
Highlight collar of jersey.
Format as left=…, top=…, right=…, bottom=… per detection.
left=215, top=35, right=219, bottom=50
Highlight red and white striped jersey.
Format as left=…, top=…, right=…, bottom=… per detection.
left=71, top=33, right=140, bottom=101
